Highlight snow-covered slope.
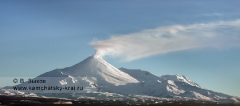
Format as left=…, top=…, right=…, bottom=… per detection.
left=1, top=55, right=240, bottom=103
left=39, top=55, right=138, bottom=86
left=119, top=68, right=160, bottom=81
left=120, top=68, right=240, bottom=103
left=9, top=55, right=138, bottom=94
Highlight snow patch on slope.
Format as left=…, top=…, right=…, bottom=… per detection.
left=161, top=75, right=201, bottom=88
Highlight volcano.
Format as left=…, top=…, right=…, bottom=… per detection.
left=1, top=55, right=240, bottom=103
left=39, top=55, right=138, bottom=86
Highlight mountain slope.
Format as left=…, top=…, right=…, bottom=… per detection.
left=39, top=55, right=138, bottom=86
left=1, top=55, right=240, bottom=103
left=9, top=55, right=138, bottom=94
left=120, top=68, right=240, bottom=103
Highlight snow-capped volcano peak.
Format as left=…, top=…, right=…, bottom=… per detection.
left=39, top=54, right=139, bottom=86
left=92, top=52, right=103, bottom=59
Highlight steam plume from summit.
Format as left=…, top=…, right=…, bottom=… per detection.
left=91, top=20, right=240, bottom=61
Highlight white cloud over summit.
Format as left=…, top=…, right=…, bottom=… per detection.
left=91, top=20, right=240, bottom=61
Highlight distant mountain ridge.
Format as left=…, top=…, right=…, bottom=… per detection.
left=1, top=55, right=240, bottom=103
left=120, top=68, right=240, bottom=103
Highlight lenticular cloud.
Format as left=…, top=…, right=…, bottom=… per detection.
left=90, top=20, right=240, bottom=61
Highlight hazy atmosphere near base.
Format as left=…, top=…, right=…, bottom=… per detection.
left=0, top=0, right=240, bottom=99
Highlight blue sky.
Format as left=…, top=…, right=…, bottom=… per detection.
left=1, top=0, right=240, bottom=96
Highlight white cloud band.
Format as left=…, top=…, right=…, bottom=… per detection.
left=90, top=20, right=240, bottom=61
